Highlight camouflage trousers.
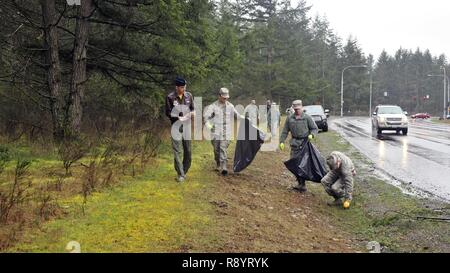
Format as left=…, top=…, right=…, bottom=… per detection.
left=211, top=139, right=230, bottom=171
left=290, top=140, right=305, bottom=186
left=321, top=170, right=353, bottom=200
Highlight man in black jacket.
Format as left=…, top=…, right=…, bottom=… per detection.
left=165, top=76, right=194, bottom=182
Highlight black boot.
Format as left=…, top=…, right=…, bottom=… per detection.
left=293, top=180, right=307, bottom=192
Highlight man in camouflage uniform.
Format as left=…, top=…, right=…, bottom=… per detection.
left=204, top=88, right=241, bottom=176
left=321, top=151, right=356, bottom=207
left=270, top=102, right=281, bottom=134
left=279, top=100, right=318, bottom=192
left=244, top=99, right=259, bottom=126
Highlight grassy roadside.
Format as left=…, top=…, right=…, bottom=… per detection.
left=431, top=117, right=450, bottom=125
left=6, top=132, right=360, bottom=253
left=312, top=131, right=450, bottom=252
left=4, top=124, right=450, bottom=252
left=8, top=141, right=219, bottom=252
left=8, top=137, right=358, bottom=253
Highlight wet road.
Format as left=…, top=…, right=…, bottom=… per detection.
left=331, top=117, right=450, bottom=202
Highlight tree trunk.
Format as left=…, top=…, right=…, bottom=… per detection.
left=67, top=0, right=93, bottom=135
left=40, top=0, right=65, bottom=142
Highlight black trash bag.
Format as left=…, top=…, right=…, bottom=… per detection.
left=233, top=118, right=265, bottom=173
left=283, top=140, right=327, bottom=183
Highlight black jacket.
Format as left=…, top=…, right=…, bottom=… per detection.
left=165, top=91, right=194, bottom=124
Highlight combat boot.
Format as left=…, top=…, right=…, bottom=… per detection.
left=221, top=162, right=228, bottom=176
left=327, top=198, right=343, bottom=206
left=293, top=180, right=307, bottom=192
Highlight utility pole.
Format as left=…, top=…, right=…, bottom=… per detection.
left=369, top=70, right=373, bottom=117
left=442, top=66, right=447, bottom=119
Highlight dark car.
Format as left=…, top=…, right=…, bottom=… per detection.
left=411, top=113, right=430, bottom=119
left=303, top=105, right=329, bottom=132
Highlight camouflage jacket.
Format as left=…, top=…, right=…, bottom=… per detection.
left=280, top=113, right=318, bottom=145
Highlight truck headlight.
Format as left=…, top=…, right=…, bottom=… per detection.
left=378, top=117, right=385, bottom=123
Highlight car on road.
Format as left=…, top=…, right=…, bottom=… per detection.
left=303, top=105, right=329, bottom=132
left=411, top=113, right=431, bottom=119
left=372, top=105, right=409, bottom=135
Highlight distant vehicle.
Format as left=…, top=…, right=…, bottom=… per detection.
left=372, top=105, right=409, bottom=135
left=411, top=113, right=431, bottom=119
left=303, top=105, right=329, bottom=132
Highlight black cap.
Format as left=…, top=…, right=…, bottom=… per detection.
left=175, top=76, right=186, bottom=86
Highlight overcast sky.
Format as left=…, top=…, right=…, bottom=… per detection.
left=305, top=0, right=449, bottom=60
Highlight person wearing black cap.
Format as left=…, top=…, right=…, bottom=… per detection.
left=165, top=76, right=194, bottom=182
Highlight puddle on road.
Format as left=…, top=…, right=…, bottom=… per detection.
left=378, top=141, right=386, bottom=168
left=401, top=139, right=408, bottom=168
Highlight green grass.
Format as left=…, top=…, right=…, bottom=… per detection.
left=437, top=120, right=450, bottom=124
left=9, top=141, right=218, bottom=253
left=431, top=117, right=450, bottom=124
left=0, top=142, right=60, bottom=172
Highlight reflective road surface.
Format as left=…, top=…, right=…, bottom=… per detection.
left=331, top=117, right=450, bottom=202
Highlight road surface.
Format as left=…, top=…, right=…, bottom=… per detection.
left=331, top=117, right=450, bottom=202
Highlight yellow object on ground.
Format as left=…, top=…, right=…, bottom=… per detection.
left=343, top=200, right=351, bottom=209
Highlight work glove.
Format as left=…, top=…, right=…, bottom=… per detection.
left=308, top=134, right=314, bottom=141
left=279, top=143, right=285, bottom=151
left=343, top=200, right=351, bottom=209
